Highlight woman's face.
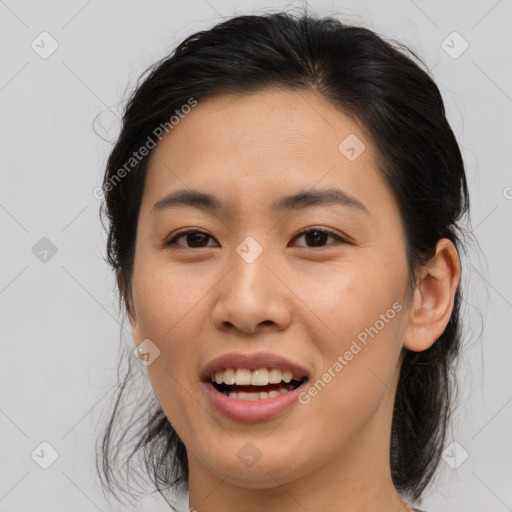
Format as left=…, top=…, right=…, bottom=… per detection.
left=127, top=90, right=413, bottom=491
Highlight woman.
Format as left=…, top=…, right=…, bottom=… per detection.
left=96, top=9, right=470, bottom=512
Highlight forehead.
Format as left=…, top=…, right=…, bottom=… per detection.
left=140, top=89, right=393, bottom=219
left=151, top=89, right=370, bottom=159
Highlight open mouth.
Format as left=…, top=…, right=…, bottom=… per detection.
left=202, top=360, right=311, bottom=421
left=211, top=377, right=308, bottom=401
left=201, top=354, right=311, bottom=409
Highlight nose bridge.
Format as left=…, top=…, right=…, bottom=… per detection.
left=230, top=235, right=273, bottom=301
left=211, top=235, right=291, bottom=333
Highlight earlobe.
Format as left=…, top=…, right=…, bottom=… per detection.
left=403, top=239, right=461, bottom=352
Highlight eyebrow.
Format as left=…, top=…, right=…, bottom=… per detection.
left=151, top=188, right=369, bottom=216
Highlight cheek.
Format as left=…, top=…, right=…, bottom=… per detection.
left=299, top=277, right=405, bottom=440
left=129, top=261, right=214, bottom=412
left=130, top=264, right=209, bottom=426
left=292, top=256, right=406, bottom=339
left=295, top=259, right=407, bottom=397
left=131, top=258, right=212, bottom=342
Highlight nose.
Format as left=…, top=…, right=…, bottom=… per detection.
left=211, top=246, right=292, bottom=335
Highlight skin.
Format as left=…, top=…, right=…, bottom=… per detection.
left=126, top=89, right=461, bottom=512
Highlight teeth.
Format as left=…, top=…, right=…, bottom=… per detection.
left=213, top=367, right=298, bottom=386
left=269, top=368, right=282, bottom=384
left=282, top=370, right=293, bottom=383
left=223, top=368, right=235, bottom=385
left=235, top=368, right=252, bottom=385
left=251, top=368, right=269, bottom=385
left=228, top=388, right=290, bottom=400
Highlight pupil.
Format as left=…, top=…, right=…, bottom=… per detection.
left=306, top=230, right=327, bottom=247
left=187, top=233, right=208, bottom=247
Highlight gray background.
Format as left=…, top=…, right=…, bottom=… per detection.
left=1, top=1, right=511, bottom=511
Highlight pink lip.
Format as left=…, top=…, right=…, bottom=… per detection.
left=200, top=351, right=311, bottom=423
left=200, top=351, right=310, bottom=381
left=202, top=379, right=308, bottom=422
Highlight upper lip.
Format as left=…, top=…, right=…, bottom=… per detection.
left=201, top=351, right=310, bottom=382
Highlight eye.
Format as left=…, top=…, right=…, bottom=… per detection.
left=290, top=227, right=347, bottom=248
left=165, top=230, right=217, bottom=249
left=165, top=228, right=347, bottom=249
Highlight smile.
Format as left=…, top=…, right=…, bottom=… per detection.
left=200, top=352, right=311, bottom=422
left=211, top=367, right=306, bottom=400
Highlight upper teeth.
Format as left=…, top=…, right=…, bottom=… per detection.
left=213, top=368, right=295, bottom=386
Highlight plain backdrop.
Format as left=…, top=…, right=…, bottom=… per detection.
left=1, top=1, right=511, bottom=511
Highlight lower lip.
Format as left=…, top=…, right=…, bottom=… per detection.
left=202, top=380, right=308, bottom=423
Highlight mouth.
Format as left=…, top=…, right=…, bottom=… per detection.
left=211, top=375, right=308, bottom=401
left=200, top=353, right=311, bottom=421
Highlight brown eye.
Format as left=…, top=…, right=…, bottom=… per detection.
left=291, top=228, right=346, bottom=248
left=165, top=230, right=217, bottom=248
left=165, top=227, right=347, bottom=250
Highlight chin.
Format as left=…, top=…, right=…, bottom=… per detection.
left=197, top=439, right=317, bottom=489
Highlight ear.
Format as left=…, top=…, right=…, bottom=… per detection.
left=403, top=239, right=461, bottom=352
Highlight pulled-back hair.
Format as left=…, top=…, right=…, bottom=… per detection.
left=96, top=8, right=470, bottom=509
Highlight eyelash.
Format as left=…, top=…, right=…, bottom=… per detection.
left=164, top=227, right=348, bottom=249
